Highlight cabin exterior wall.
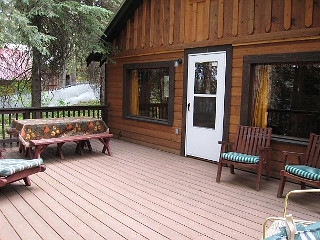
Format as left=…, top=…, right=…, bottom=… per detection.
left=106, top=0, right=320, bottom=176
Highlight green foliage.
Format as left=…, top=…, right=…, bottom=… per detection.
left=1, top=0, right=120, bottom=107
left=0, top=79, right=32, bottom=107
left=0, top=0, right=55, bottom=55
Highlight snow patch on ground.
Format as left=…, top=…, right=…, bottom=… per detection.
left=47, top=84, right=98, bottom=106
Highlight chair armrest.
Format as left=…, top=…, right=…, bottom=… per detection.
left=258, top=146, right=272, bottom=152
left=283, top=189, right=320, bottom=217
left=281, top=151, right=306, bottom=167
left=218, top=141, right=234, bottom=153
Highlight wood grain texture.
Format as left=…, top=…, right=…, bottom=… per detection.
left=247, top=0, right=255, bottom=35
left=141, top=0, right=147, bottom=48
left=169, top=0, right=175, bottom=44
left=149, top=0, right=155, bottom=47
left=126, top=19, right=131, bottom=50
left=204, top=0, right=211, bottom=39
left=179, top=0, right=185, bottom=43
left=192, top=3, right=197, bottom=42
left=232, top=0, right=239, bottom=36
left=185, top=0, right=191, bottom=42
left=160, top=0, right=165, bottom=46
left=305, top=0, right=313, bottom=27
left=218, top=0, right=224, bottom=38
left=265, top=0, right=272, bottom=32
left=133, top=8, right=139, bottom=49
left=284, top=0, right=292, bottom=30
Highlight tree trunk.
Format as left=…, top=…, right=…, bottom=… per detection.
left=100, top=63, right=106, bottom=105
left=31, top=48, right=42, bottom=108
left=59, top=63, right=66, bottom=88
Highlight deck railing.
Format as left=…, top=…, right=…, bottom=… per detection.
left=0, top=105, right=108, bottom=146
left=267, top=108, right=319, bottom=138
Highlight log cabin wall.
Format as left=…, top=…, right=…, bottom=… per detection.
left=107, top=0, right=320, bottom=176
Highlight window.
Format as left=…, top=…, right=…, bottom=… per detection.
left=241, top=52, right=320, bottom=142
left=123, top=61, right=174, bottom=125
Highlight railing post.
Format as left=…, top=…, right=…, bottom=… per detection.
left=24, top=109, right=31, bottom=119
left=101, top=105, right=108, bottom=124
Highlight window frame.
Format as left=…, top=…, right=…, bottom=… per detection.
left=123, top=61, right=175, bottom=126
left=241, top=51, right=320, bottom=145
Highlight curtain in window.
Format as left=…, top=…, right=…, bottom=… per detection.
left=130, top=70, right=139, bottom=115
left=252, top=65, right=270, bottom=128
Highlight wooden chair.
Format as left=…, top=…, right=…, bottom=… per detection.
left=277, top=133, right=320, bottom=198
left=216, top=125, right=272, bottom=191
left=0, top=149, right=46, bottom=187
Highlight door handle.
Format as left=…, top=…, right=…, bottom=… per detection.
left=187, top=103, right=190, bottom=111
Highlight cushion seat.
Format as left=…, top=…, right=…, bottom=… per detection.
left=221, top=152, right=259, bottom=164
left=285, top=165, right=320, bottom=182
left=0, top=158, right=44, bottom=177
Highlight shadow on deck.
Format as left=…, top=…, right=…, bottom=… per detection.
left=0, top=139, right=319, bottom=240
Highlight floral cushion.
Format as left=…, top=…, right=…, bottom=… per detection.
left=285, top=165, right=320, bottom=181
left=0, top=158, right=44, bottom=177
left=220, top=152, right=259, bottom=164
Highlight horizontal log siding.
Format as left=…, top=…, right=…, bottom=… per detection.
left=107, top=52, right=184, bottom=154
left=106, top=0, right=320, bottom=176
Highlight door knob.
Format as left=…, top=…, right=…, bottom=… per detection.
left=187, top=103, right=190, bottom=111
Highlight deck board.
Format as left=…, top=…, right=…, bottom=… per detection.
left=1, top=139, right=320, bottom=240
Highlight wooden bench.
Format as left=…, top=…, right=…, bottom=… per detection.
left=21, top=132, right=113, bottom=159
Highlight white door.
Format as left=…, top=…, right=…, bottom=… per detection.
left=185, top=51, right=226, bottom=161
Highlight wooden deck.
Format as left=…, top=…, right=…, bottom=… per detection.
left=1, top=139, right=319, bottom=240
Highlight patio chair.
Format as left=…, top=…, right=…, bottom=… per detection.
left=0, top=150, right=46, bottom=187
left=263, top=189, right=320, bottom=239
left=216, top=125, right=272, bottom=190
left=277, top=133, right=320, bottom=198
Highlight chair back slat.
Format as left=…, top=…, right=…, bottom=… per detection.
left=246, top=127, right=255, bottom=155
left=234, top=125, right=272, bottom=156
left=306, top=134, right=320, bottom=168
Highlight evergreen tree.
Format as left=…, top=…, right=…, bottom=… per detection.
left=0, top=0, right=120, bottom=107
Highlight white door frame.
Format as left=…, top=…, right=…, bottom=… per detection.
left=182, top=46, right=231, bottom=161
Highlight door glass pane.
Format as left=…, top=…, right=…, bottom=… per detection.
left=194, top=61, right=218, bottom=94
left=193, top=97, right=216, bottom=128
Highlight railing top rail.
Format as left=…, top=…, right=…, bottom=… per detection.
left=0, top=105, right=108, bottom=113
left=267, top=109, right=319, bottom=115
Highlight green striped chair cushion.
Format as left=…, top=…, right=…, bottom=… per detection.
left=0, top=158, right=44, bottom=177
left=221, top=152, right=259, bottom=164
left=285, top=165, right=320, bottom=181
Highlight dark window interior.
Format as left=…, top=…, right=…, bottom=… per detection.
left=241, top=52, right=320, bottom=143
left=123, top=61, right=174, bottom=125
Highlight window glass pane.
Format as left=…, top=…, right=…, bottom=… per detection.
left=129, top=67, right=169, bottom=120
left=252, top=63, right=320, bottom=138
left=194, top=62, right=217, bottom=94
left=193, top=97, right=216, bottom=128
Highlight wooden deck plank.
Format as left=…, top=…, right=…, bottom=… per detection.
left=109, top=143, right=320, bottom=218
left=63, top=156, right=258, bottom=239
left=1, top=140, right=320, bottom=240
left=34, top=169, right=148, bottom=240
left=42, top=161, right=193, bottom=240
left=47, top=156, right=228, bottom=239
left=4, top=185, right=65, bottom=240
left=0, top=208, right=20, bottom=240
left=0, top=189, right=42, bottom=240
left=24, top=179, right=106, bottom=240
